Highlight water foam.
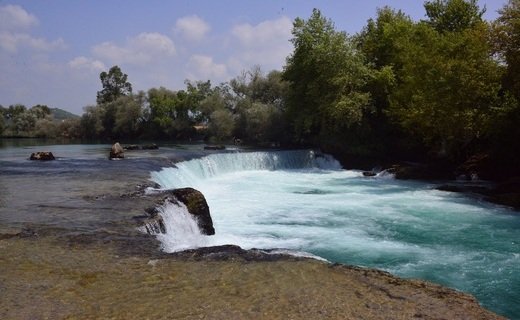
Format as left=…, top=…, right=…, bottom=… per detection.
left=155, top=201, right=209, bottom=252
left=151, top=150, right=341, bottom=189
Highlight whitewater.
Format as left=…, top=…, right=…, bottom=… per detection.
left=150, top=149, right=519, bottom=317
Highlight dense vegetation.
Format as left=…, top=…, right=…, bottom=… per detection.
left=1, top=0, right=518, bottom=178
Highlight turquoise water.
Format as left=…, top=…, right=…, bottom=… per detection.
left=151, top=150, right=520, bottom=318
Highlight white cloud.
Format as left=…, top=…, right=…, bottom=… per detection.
left=175, top=15, right=210, bottom=41
left=68, top=56, right=106, bottom=72
left=232, top=16, right=292, bottom=47
left=0, top=32, right=66, bottom=53
left=229, top=16, right=292, bottom=72
left=0, top=5, right=39, bottom=31
left=0, top=5, right=65, bottom=54
left=187, top=54, right=227, bottom=80
left=92, top=32, right=175, bottom=65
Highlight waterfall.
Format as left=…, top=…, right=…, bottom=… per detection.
left=154, top=201, right=209, bottom=252
left=151, top=149, right=341, bottom=189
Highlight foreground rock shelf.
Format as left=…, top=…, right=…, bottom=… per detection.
left=0, top=235, right=504, bottom=319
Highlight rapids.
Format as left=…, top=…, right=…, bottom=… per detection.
left=151, top=149, right=520, bottom=317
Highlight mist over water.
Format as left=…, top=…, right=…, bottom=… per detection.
left=151, top=150, right=519, bottom=317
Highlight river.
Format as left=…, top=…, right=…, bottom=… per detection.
left=0, top=141, right=518, bottom=318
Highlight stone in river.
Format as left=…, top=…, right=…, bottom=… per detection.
left=29, top=151, right=55, bottom=161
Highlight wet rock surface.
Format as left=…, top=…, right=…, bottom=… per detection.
left=29, top=151, right=55, bottom=161
left=138, top=187, right=215, bottom=236
left=124, top=144, right=159, bottom=150
left=109, top=142, right=124, bottom=159
left=204, top=144, right=226, bottom=150
left=0, top=236, right=505, bottom=320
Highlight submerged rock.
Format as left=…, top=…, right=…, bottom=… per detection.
left=142, top=144, right=159, bottom=150
left=204, top=145, right=225, bottom=150
left=29, top=151, right=55, bottom=161
left=0, top=237, right=505, bottom=319
left=109, top=142, right=124, bottom=159
left=124, top=144, right=140, bottom=150
left=123, top=144, right=159, bottom=151
left=388, top=163, right=454, bottom=180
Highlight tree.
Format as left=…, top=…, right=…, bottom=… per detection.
left=424, top=0, right=485, bottom=33
left=147, top=87, right=178, bottom=137
left=29, top=105, right=51, bottom=119
left=79, top=105, right=104, bottom=138
left=283, top=9, right=372, bottom=145
left=493, top=0, right=520, bottom=100
left=4, top=104, right=26, bottom=120
left=386, top=2, right=501, bottom=159
left=208, top=109, right=235, bottom=141
left=96, top=65, right=132, bottom=104
left=113, top=93, right=145, bottom=138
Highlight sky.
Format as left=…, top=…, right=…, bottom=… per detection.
left=0, top=0, right=507, bottom=115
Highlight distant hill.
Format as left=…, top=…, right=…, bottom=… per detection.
left=50, top=108, right=80, bottom=120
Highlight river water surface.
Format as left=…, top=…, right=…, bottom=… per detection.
left=1, top=142, right=518, bottom=318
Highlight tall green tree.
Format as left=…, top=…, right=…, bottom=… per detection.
left=424, top=0, right=485, bottom=32
left=493, top=0, right=520, bottom=100
left=283, top=9, right=373, bottom=146
left=387, top=1, right=501, bottom=159
left=147, top=87, right=178, bottom=137
left=96, top=65, right=133, bottom=104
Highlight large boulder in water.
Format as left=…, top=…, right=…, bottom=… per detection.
left=109, top=142, right=124, bottom=159
left=168, top=188, right=215, bottom=235
left=29, top=151, right=55, bottom=161
left=141, top=187, right=215, bottom=236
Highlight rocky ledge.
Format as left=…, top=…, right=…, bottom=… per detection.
left=0, top=235, right=505, bottom=319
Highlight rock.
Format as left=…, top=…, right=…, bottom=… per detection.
left=123, top=144, right=140, bottom=150
left=142, top=144, right=158, bottom=150
left=486, top=177, right=520, bottom=210
left=204, top=145, right=225, bottom=150
left=389, top=163, right=454, bottom=180
left=109, top=142, right=124, bottom=159
left=436, top=185, right=463, bottom=192
left=362, top=171, right=377, bottom=177
left=29, top=151, right=55, bottom=161
left=457, top=153, right=493, bottom=180
left=140, top=187, right=215, bottom=236
left=124, top=144, right=159, bottom=151
left=168, top=188, right=215, bottom=235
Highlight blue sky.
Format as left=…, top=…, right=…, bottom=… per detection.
left=0, top=0, right=507, bottom=115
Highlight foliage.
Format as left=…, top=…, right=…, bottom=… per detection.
left=50, top=108, right=80, bottom=120
left=96, top=65, right=133, bottom=104
left=208, top=109, right=235, bottom=141
left=423, top=0, right=485, bottom=32
left=493, top=0, right=520, bottom=100
left=283, top=9, right=373, bottom=145
left=388, top=22, right=501, bottom=158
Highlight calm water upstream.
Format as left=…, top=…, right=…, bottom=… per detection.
left=1, top=142, right=518, bottom=318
